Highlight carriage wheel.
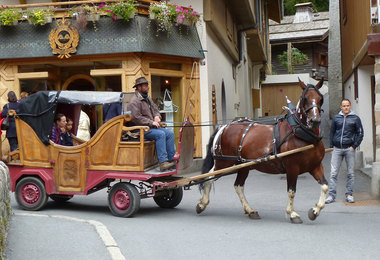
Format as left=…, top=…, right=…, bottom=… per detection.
left=49, top=194, right=74, bottom=203
left=108, top=182, right=140, bottom=218
left=153, top=187, right=183, bottom=208
left=15, top=177, right=48, bottom=211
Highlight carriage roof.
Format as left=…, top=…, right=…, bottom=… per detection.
left=16, top=91, right=134, bottom=145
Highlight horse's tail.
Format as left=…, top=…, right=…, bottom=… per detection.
left=202, top=129, right=217, bottom=174
left=199, top=129, right=218, bottom=191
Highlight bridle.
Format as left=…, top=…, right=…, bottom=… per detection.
left=299, top=84, right=324, bottom=114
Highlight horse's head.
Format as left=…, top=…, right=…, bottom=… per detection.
left=298, top=78, right=324, bottom=130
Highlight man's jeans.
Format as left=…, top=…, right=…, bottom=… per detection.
left=145, top=128, right=175, bottom=163
left=328, top=147, right=355, bottom=199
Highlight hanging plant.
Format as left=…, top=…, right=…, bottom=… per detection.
left=26, top=7, right=55, bottom=26
left=174, top=5, right=199, bottom=27
left=0, top=8, right=22, bottom=26
left=101, top=0, right=137, bottom=21
left=148, top=2, right=177, bottom=35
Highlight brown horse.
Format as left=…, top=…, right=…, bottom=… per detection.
left=196, top=79, right=327, bottom=224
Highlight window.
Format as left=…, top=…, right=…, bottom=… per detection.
left=318, top=54, right=328, bottom=67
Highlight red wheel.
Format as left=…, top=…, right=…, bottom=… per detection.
left=108, top=182, right=140, bottom=217
left=15, top=177, right=48, bottom=211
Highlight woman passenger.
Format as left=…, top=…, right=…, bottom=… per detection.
left=1, top=91, right=20, bottom=151
left=50, top=113, right=67, bottom=145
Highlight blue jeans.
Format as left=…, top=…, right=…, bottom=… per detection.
left=328, top=147, right=355, bottom=199
left=145, top=128, right=175, bottom=163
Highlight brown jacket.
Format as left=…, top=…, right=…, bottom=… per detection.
left=127, top=91, right=161, bottom=127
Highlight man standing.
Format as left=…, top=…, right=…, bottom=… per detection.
left=326, top=99, right=364, bottom=204
left=127, top=77, right=176, bottom=172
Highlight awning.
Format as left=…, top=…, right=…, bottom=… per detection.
left=0, top=15, right=204, bottom=59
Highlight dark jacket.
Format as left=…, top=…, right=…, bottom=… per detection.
left=50, top=125, right=63, bottom=145
left=61, top=132, right=73, bottom=146
left=330, top=111, right=364, bottom=149
left=127, top=92, right=161, bottom=127
left=1, top=102, right=20, bottom=138
left=103, top=103, right=122, bottom=123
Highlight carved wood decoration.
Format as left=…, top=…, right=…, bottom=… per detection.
left=49, top=18, right=79, bottom=59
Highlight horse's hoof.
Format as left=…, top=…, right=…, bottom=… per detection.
left=290, top=216, right=303, bottom=224
left=248, top=211, right=261, bottom=219
left=308, top=208, right=317, bottom=221
left=196, top=204, right=204, bottom=214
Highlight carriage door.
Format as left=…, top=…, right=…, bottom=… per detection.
left=53, top=148, right=87, bottom=192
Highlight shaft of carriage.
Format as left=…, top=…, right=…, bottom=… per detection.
left=159, top=144, right=321, bottom=189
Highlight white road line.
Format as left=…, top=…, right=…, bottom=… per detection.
left=15, top=212, right=126, bottom=260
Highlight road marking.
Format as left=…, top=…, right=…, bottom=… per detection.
left=15, top=212, right=126, bottom=260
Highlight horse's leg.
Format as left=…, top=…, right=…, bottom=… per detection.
left=285, top=173, right=303, bottom=224
left=196, top=180, right=213, bottom=214
left=234, top=168, right=260, bottom=219
left=308, top=163, right=328, bottom=221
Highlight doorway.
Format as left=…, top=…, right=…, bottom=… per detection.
left=151, top=75, right=182, bottom=149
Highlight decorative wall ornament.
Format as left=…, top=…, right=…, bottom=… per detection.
left=49, top=18, right=79, bottom=59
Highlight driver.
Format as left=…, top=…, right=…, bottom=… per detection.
left=127, top=77, right=176, bottom=172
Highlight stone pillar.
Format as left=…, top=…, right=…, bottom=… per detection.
left=372, top=57, right=380, bottom=197
left=328, top=0, right=343, bottom=118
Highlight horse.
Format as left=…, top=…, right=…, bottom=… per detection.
left=196, top=79, right=327, bottom=224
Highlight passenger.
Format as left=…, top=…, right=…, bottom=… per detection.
left=127, top=77, right=176, bottom=172
left=1, top=91, right=20, bottom=151
left=103, top=88, right=122, bottom=123
left=50, top=113, right=67, bottom=145
left=76, top=110, right=91, bottom=141
left=18, top=91, right=29, bottom=102
left=61, top=117, right=74, bottom=146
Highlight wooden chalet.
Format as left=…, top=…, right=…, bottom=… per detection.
left=0, top=0, right=204, bottom=156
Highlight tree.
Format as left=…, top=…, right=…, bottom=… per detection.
left=283, top=0, right=329, bottom=16
left=277, top=47, right=308, bottom=74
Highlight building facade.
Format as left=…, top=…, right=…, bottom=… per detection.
left=0, top=0, right=282, bottom=158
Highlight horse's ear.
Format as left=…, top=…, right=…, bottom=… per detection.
left=298, top=77, right=307, bottom=90
left=315, top=79, right=324, bottom=89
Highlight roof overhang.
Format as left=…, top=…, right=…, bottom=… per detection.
left=0, top=15, right=204, bottom=60
left=226, top=0, right=256, bottom=28
left=267, top=0, right=283, bottom=23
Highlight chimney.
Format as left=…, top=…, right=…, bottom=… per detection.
left=293, top=2, right=314, bottom=23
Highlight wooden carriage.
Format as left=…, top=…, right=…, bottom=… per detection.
left=6, top=91, right=194, bottom=217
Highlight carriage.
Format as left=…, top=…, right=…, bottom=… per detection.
left=7, top=79, right=330, bottom=223
left=5, top=91, right=194, bottom=217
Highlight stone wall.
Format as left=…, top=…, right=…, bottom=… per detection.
left=0, top=162, right=11, bottom=259
left=328, top=0, right=343, bottom=118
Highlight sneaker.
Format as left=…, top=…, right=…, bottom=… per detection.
left=346, top=195, right=355, bottom=203
left=325, top=196, right=335, bottom=204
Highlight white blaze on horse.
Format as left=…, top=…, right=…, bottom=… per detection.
left=197, top=79, right=327, bottom=224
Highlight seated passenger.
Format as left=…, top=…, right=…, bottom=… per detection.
left=61, top=117, right=74, bottom=146
left=103, top=88, right=122, bottom=123
left=50, top=113, right=67, bottom=145
left=127, top=77, right=176, bottom=172
left=76, top=110, right=91, bottom=141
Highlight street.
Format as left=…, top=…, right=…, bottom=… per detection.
left=5, top=152, right=380, bottom=260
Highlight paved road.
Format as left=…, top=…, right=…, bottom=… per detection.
left=5, top=152, right=380, bottom=260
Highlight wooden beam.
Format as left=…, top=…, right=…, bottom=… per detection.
left=149, top=68, right=184, bottom=77
left=90, top=69, right=124, bottom=76
left=15, top=72, right=49, bottom=79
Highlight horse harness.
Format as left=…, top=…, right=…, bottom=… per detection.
left=212, top=85, right=323, bottom=172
